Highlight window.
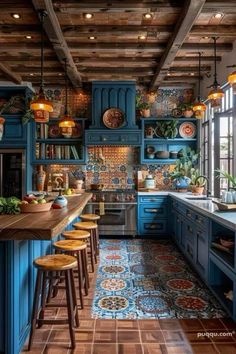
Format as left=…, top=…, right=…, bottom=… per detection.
left=201, top=85, right=234, bottom=197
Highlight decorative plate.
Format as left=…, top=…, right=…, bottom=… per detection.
left=103, top=108, right=126, bottom=129
left=48, top=124, right=61, bottom=138
left=179, top=122, right=196, bottom=139
left=72, top=122, right=82, bottom=138
left=171, top=108, right=182, bottom=118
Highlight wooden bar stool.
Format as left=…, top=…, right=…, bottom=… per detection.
left=28, top=254, right=79, bottom=350
left=63, top=230, right=92, bottom=275
left=73, top=222, right=98, bottom=272
left=80, top=214, right=100, bottom=256
left=53, top=240, right=89, bottom=308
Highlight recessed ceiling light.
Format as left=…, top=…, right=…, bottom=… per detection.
left=190, top=72, right=195, bottom=76
left=11, top=13, right=21, bottom=19
left=143, top=13, right=152, bottom=19
left=203, top=36, right=209, bottom=39
left=25, top=35, right=32, bottom=39
left=58, top=73, right=62, bottom=76
left=167, top=73, right=171, bottom=76
left=89, top=36, right=96, bottom=40
left=30, top=73, right=34, bottom=76
left=214, top=13, right=223, bottom=19
left=84, top=13, right=93, bottom=19
left=139, top=35, right=146, bottom=40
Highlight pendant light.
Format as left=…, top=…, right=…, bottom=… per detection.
left=59, top=59, right=75, bottom=136
left=227, top=65, right=236, bottom=94
left=207, top=37, right=224, bottom=108
left=192, top=52, right=206, bottom=119
left=30, top=10, right=53, bottom=123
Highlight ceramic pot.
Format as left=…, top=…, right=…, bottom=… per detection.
left=141, top=109, right=150, bottom=118
left=155, top=151, right=170, bottom=159
left=170, top=151, right=178, bottom=159
left=191, top=186, right=204, bottom=195
left=53, top=190, right=68, bottom=208
left=34, top=110, right=49, bottom=123
left=173, top=177, right=191, bottom=191
left=183, top=109, right=194, bottom=118
left=144, top=174, right=155, bottom=189
left=49, top=101, right=63, bottom=118
left=36, top=166, right=46, bottom=192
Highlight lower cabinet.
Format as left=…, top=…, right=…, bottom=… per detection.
left=195, top=228, right=209, bottom=279
left=137, top=196, right=169, bottom=237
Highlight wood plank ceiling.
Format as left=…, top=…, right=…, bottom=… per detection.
left=0, top=0, right=236, bottom=89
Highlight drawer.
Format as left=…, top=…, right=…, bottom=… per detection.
left=185, top=207, right=208, bottom=230
left=139, top=196, right=167, bottom=204
left=85, top=130, right=142, bottom=145
left=139, top=203, right=167, bottom=218
left=139, top=219, right=167, bottom=235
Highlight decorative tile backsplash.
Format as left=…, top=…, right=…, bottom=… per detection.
left=46, top=147, right=176, bottom=190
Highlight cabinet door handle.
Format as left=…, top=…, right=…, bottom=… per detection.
left=196, top=216, right=203, bottom=223
left=102, top=137, right=107, bottom=141
left=186, top=210, right=191, bottom=217
left=145, top=208, right=159, bottom=213
left=150, top=198, right=158, bottom=202
left=187, top=225, right=193, bottom=233
left=197, top=231, right=205, bottom=242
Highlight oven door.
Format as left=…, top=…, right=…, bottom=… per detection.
left=85, top=203, right=136, bottom=236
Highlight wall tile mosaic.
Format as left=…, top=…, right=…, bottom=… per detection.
left=45, top=147, right=175, bottom=190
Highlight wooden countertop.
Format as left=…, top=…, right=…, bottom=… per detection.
left=0, top=193, right=92, bottom=241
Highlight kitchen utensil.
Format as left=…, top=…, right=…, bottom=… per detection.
left=179, top=122, right=196, bottom=139
left=155, top=151, right=170, bottom=159
left=146, top=146, right=155, bottom=154
left=103, top=108, right=126, bottom=129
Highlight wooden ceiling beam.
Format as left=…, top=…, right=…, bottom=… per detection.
left=191, top=25, right=236, bottom=37
left=0, top=62, right=22, bottom=84
left=32, top=0, right=82, bottom=88
left=68, top=42, right=231, bottom=52
left=175, top=56, right=221, bottom=62
left=203, top=1, right=236, bottom=12
left=150, top=0, right=207, bottom=88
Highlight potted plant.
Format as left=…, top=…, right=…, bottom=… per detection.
left=169, top=148, right=199, bottom=192
left=138, top=102, right=151, bottom=118
left=190, top=169, right=206, bottom=195
left=156, top=120, right=178, bottom=139
left=178, top=102, right=194, bottom=118
left=215, top=170, right=236, bottom=190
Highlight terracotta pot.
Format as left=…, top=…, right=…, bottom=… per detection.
left=183, top=109, right=193, bottom=118
left=141, top=109, right=150, bottom=118
left=49, top=101, right=63, bottom=118
left=34, top=110, right=49, bottom=123
left=191, top=186, right=204, bottom=195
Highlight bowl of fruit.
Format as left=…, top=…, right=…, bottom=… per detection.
left=20, top=196, right=53, bottom=213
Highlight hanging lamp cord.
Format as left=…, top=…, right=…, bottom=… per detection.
left=64, top=58, right=68, bottom=115
left=39, top=10, right=47, bottom=93
left=213, top=36, right=219, bottom=88
left=198, top=52, right=201, bottom=101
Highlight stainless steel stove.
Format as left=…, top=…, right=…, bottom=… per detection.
left=85, top=189, right=137, bottom=237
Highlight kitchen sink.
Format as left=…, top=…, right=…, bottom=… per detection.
left=186, top=196, right=212, bottom=200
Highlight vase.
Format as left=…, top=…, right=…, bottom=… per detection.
left=36, top=165, right=46, bottom=192
left=50, top=101, right=63, bottom=119
left=34, top=110, right=49, bottom=123
left=183, top=109, right=193, bottom=118
left=141, top=109, right=150, bottom=118
left=173, top=177, right=191, bottom=192
left=53, top=190, right=68, bottom=208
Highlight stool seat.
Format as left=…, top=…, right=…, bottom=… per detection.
left=54, top=239, right=87, bottom=251
left=34, top=254, right=77, bottom=271
left=63, top=230, right=90, bottom=239
left=80, top=213, right=100, bottom=221
left=73, top=221, right=98, bottom=230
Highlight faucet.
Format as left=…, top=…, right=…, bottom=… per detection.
left=195, top=175, right=211, bottom=198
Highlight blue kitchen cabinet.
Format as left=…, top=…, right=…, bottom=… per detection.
left=85, top=129, right=141, bottom=146
left=137, top=196, right=169, bottom=237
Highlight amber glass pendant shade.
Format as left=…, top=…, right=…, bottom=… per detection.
left=228, top=71, right=236, bottom=94
left=192, top=102, right=206, bottom=119
left=59, top=114, right=75, bottom=128
left=208, top=87, right=224, bottom=108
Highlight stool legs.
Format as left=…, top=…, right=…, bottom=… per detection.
left=89, top=234, right=95, bottom=272
left=76, top=251, right=84, bottom=309
left=65, top=270, right=76, bottom=349
left=81, top=249, right=89, bottom=295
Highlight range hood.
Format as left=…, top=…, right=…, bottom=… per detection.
left=85, top=81, right=141, bottom=146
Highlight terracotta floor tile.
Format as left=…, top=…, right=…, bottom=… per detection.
left=94, top=331, right=116, bottom=343
left=95, top=319, right=117, bottom=331
left=185, top=331, right=211, bottom=343
left=164, top=343, right=193, bottom=354
left=71, top=344, right=92, bottom=354
left=21, top=343, right=46, bottom=354
left=77, top=319, right=95, bottom=331
left=220, top=318, right=236, bottom=331
left=75, top=330, right=94, bottom=343
left=138, top=320, right=161, bottom=330
left=191, top=343, right=219, bottom=354
left=118, top=331, right=141, bottom=343
left=140, top=330, right=165, bottom=343
left=117, top=320, right=139, bottom=330
left=43, top=342, right=70, bottom=353
left=118, top=343, right=143, bottom=354
left=201, top=319, right=226, bottom=330
left=159, top=319, right=182, bottom=331
left=179, top=319, right=204, bottom=331
left=32, top=328, right=51, bottom=343
left=215, top=343, right=236, bottom=353
left=142, top=343, right=166, bottom=354
left=48, top=329, right=71, bottom=343
left=162, top=330, right=186, bottom=343
left=93, top=344, right=117, bottom=354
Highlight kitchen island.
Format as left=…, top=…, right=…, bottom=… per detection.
left=0, top=193, right=92, bottom=354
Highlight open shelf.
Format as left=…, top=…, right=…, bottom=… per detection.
left=210, top=248, right=234, bottom=270
left=144, top=138, right=197, bottom=142
left=140, top=117, right=197, bottom=121
left=36, top=138, right=82, bottom=143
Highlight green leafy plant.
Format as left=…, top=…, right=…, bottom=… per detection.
left=138, top=102, right=150, bottom=110
left=0, top=196, right=21, bottom=214
left=215, top=169, right=236, bottom=188
left=190, top=169, right=206, bottom=187
left=177, top=102, right=193, bottom=111
left=156, top=120, right=178, bottom=139
left=169, top=148, right=199, bottom=180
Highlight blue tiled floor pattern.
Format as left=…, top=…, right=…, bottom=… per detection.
left=92, top=239, right=226, bottom=319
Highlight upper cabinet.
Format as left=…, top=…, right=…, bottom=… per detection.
left=140, top=117, right=198, bottom=164
left=0, top=86, right=32, bottom=147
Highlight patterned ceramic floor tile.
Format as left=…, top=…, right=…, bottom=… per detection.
left=92, top=239, right=226, bottom=319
